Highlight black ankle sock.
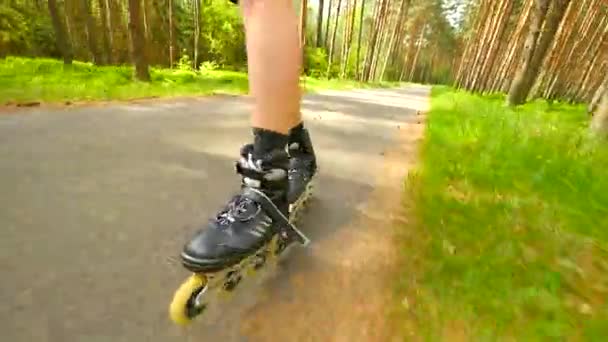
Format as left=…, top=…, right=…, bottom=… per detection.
left=288, top=122, right=305, bottom=145
left=252, top=127, right=288, bottom=158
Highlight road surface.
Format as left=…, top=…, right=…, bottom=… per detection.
left=0, top=86, right=430, bottom=342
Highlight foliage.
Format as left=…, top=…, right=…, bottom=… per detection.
left=304, top=46, right=328, bottom=78
left=0, top=0, right=461, bottom=84
left=0, top=56, right=401, bottom=103
left=196, top=0, right=246, bottom=69
left=0, top=3, right=56, bottom=58
left=0, top=56, right=248, bottom=103
left=400, top=86, right=608, bottom=340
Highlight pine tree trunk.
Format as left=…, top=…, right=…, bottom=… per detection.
left=379, top=0, right=411, bottom=81
left=590, top=90, right=608, bottom=136
left=456, top=0, right=490, bottom=89
left=545, top=0, right=596, bottom=99
left=340, top=0, right=357, bottom=78
left=533, top=0, right=575, bottom=98
left=81, top=0, right=101, bottom=64
left=98, top=0, right=113, bottom=64
left=576, top=25, right=608, bottom=99
left=128, top=0, right=151, bottom=81
left=324, top=0, right=333, bottom=49
left=408, top=23, right=426, bottom=82
left=571, top=17, right=608, bottom=100
left=371, top=6, right=390, bottom=81
left=316, top=0, right=325, bottom=47
left=193, top=0, right=201, bottom=69
left=399, top=18, right=422, bottom=81
left=104, top=0, right=115, bottom=62
left=169, top=0, right=175, bottom=67
left=355, top=0, right=366, bottom=79
left=476, top=0, right=513, bottom=92
left=507, top=0, right=550, bottom=106
left=362, top=0, right=388, bottom=81
left=527, top=0, right=570, bottom=102
left=300, top=0, right=308, bottom=47
left=490, top=0, right=533, bottom=92
left=467, top=0, right=499, bottom=91
left=589, top=76, right=608, bottom=115
left=369, top=2, right=391, bottom=81
left=48, top=0, right=73, bottom=65
left=326, top=0, right=343, bottom=76
left=143, top=0, right=149, bottom=39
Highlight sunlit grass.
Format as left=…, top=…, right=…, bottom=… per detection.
left=398, top=86, right=608, bottom=340
left=0, top=56, right=403, bottom=104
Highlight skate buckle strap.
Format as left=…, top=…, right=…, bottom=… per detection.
left=242, top=187, right=310, bottom=247
left=235, top=162, right=263, bottom=180
left=235, top=154, right=287, bottom=189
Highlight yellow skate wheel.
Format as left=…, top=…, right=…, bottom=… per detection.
left=169, top=274, right=208, bottom=325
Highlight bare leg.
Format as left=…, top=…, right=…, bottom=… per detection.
left=241, top=0, right=302, bottom=134
left=178, top=0, right=317, bottom=278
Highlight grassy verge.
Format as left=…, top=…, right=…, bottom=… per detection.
left=0, top=57, right=402, bottom=105
left=398, top=86, right=608, bottom=340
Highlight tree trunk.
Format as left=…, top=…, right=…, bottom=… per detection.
left=300, top=0, right=308, bottom=47
left=545, top=0, right=596, bottom=99
left=169, top=0, right=175, bottom=67
left=476, top=0, right=513, bottom=92
left=589, top=76, right=608, bottom=115
left=48, top=0, right=73, bottom=65
left=590, top=90, right=608, bottom=136
left=491, top=0, right=533, bottom=92
left=143, top=0, right=149, bottom=39
left=525, top=0, right=570, bottom=101
left=466, top=0, right=499, bottom=91
left=362, top=0, right=388, bottom=81
left=571, top=17, right=608, bottom=100
left=81, top=0, right=101, bottom=64
left=193, top=0, right=201, bottom=69
left=104, top=0, right=115, bottom=63
left=507, top=0, right=550, bottom=106
left=379, top=0, right=411, bottom=81
left=316, top=0, right=325, bottom=47
left=369, top=6, right=391, bottom=81
left=128, top=0, right=151, bottom=81
left=355, top=0, right=366, bottom=79
left=456, top=0, right=490, bottom=89
left=98, top=0, right=113, bottom=64
left=408, top=23, right=426, bottom=82
left=326, top=0, right=343, bottom=76
left=324, top=0, right=333, bottom=49
left=340, top=0, right=357, bottom=78
left=533, top=0, right=575, bottom=98
left=399, top=17, right=422, bottom=82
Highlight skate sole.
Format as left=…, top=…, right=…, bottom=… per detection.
left=169, top=179, right=315, bottom=325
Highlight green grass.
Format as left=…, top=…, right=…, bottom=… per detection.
left=0, top=56, right=402, bottom=104
left=398, top=86, right=608, bottom=340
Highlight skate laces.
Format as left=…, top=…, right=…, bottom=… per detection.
left=215, top=195, right=258, bottom=226
left=215, top=153, right=265, bottom=227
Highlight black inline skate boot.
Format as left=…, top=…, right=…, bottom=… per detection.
left=287, top=124, right=317, bottom=217
left=181, top=142, right=309, bottom=274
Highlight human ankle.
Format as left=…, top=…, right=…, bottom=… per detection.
left=252, top=127, right=289, bottom=159
left=288, top=122, right=305, bottom=146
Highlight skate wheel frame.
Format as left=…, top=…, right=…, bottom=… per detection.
left=169, top=179, right=314, bottom=325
